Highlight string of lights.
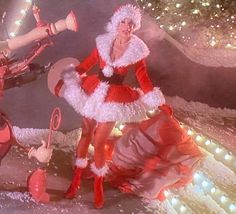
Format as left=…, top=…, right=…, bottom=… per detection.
left=184, top=124, right=236, bottom=173
left=111, top=109, right=236, bottom=213
left=136, top=0, right=236, bottom=49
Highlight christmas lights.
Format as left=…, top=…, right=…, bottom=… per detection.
left=136, top=0, right=236, bottom=49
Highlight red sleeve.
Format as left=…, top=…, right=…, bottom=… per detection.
left=134, top=59, right=153, bottom=93
left=75, top=48, right=99, bottom=75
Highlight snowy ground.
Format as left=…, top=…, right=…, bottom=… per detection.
left=0, top=96, right=235, bottom=214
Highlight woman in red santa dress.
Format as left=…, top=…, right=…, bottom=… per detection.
left=108, top=105, right=203, bottom=201
left=54, top=4, right=165, bottom=208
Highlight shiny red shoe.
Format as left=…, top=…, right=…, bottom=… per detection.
left=94, top=176, right=104, bottom=209
left=64, top=167, right=83, bottom=199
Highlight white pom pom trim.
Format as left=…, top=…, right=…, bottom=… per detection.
left=90, top=162, right=109, bottom=177
left=75, top=158, right=88, bottom=168
left=102, top=65, right=114, bottom=77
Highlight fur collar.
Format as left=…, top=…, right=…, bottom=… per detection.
left=95, top=33, right=150, bottom=68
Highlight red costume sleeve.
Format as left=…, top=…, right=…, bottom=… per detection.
left=134, top=59, right=154, bottom=93
left=75, top=48, right=99, bottom=75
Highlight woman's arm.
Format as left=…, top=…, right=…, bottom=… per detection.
left=134, top=59, right=154, bottom=93
left=134, top=59, right=165, bottom=109
left=75, top=48, right=99, bottom=75
left=54, top=48, right=99, bottom=96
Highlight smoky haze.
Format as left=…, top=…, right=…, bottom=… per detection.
left=1, top=0, right=235, bottom=130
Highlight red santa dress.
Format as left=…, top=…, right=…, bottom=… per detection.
left=62, top=32, right=165, bottom=123
left=108, top=105, right=203, bottom=200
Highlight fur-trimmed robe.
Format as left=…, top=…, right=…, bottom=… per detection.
left=63, top=33, right=165, bottom=122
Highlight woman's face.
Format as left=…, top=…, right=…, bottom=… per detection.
left=117, top=18, right=135, bottom=38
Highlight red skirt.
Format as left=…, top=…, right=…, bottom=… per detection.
left=62, top=73, right=165, bottom=122
left=82, top=74, right=140, bottom=103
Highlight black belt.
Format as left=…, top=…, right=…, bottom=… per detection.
left=98, top=71, right=125, bottom=85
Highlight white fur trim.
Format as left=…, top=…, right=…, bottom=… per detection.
left=75, top=158, right=88, bottom=168
left=62, top=64, right=81, bottom=84
left=63, top=72, right=88, bottom=112
left=90, top=162, right=109, bottom=177
left=63, top=81, right=148, bottom=123
left=81, top=82, right=108, bottom=119
left=105, top=4, right=141, bottom=33
left=96, top=33, right=150, bottom=69
left=63, top=71, right=81, bottom=87
left=141, top=87, right=166, bottom=109
left=102, top=65, right=113, bottom=77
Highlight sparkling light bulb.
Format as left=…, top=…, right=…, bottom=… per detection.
left=20, top=9, right=26, bottom=15
left=215, top=148, right=222, bottom=154
left=118, top=124, right=125, bottom=130
left=176, top=3, right=182, bottom=8
left=171, top=198, right=178, bottom=205
left=187, top=130, right=194, bottom=136
left=202, top=180, right=208, bottom=188
left=210, top=187, right=216, bottom=194
left=196, top=135, right=202, bottom=142
left=15, top=20, right=22, bottom=26
left=10, top=32, right=16, bottom=37
left=192, top=9, right=200, bottom=14
left=180, top=205, right=187, bottom=213
left=220, top=196, right=227, bottom=204
left=229, top=204, right=236, bottom=212
left=164, top=190, right=170, bottom=197
left=194, top=173, right=201, bottom=181
left=224, top=154, right=232, bottom=161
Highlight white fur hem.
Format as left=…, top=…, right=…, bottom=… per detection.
left=75, top=158, right=88, bottom=168
left=141, top=87, right=166, bottom=109
left=63, top=81, right=148, bottom=123
left=90, top=162, right=109, bottom=177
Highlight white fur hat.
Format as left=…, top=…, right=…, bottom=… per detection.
left=106, top=4, right=141, bottom=34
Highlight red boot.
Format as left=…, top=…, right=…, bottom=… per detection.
left=65, top=158, right=88, bottom=199
left=94, top=176, right=104, bottom=209
left=90, top=163, right=109, bottom=208
left=64, top=167, right=83, bottom=199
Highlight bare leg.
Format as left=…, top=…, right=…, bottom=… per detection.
left=64, top=117, right=96, bottom=199
left=92, top=121, right=115, bottom=209
left=76, top=117, right=96, bottom=158
left=93, top=122, right=115, bottom=168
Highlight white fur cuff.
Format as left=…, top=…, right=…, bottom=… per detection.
left=90, top=162, right=109, bottom=177
left=75, top=158, right=88, bottom=168
left=141, top=87, right=166, bottom=109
